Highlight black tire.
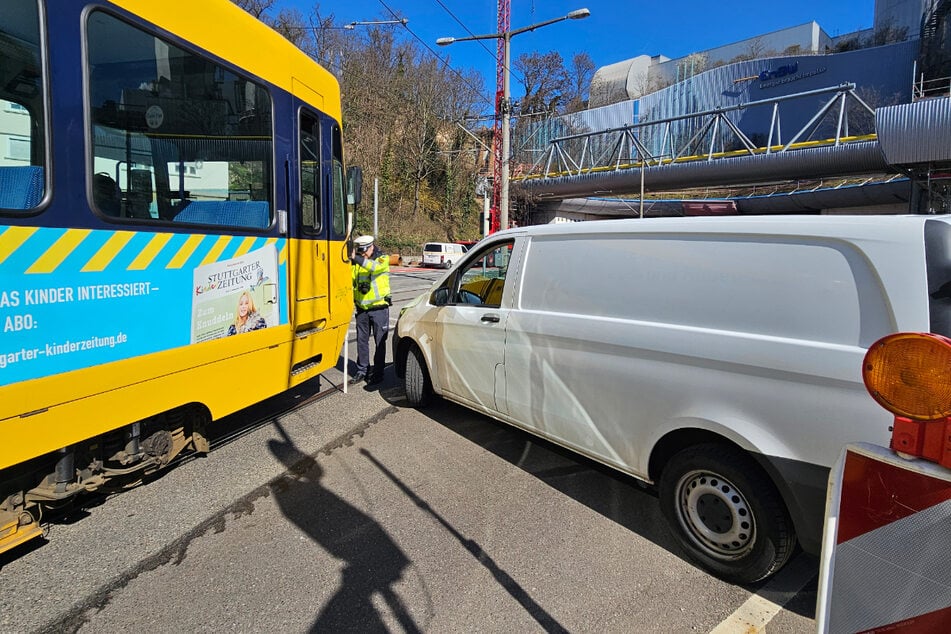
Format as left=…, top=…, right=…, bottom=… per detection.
left=403, top=344, right=433, bottom=407
left=658, top=443, right=796, bottom=584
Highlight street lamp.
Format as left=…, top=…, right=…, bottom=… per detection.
left=344, top=19, right=408, bottom=30
left=438, top=8, right=590, bottom=232
left=287, top=18, right=408, bottom=72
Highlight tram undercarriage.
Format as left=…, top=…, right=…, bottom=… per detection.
left=0, top=405, right=209, bottom=557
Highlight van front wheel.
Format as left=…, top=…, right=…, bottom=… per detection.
left=404, top=344, right=433, bottom=407
left=658, top=444, right=795, bottom=584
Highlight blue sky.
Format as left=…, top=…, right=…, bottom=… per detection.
left=283, top=0, right=874, bottom=104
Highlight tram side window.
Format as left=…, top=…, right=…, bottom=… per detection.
left=86, top=11, right=273, bottom=229
left=0, top=0, right=47, bottom=211
left=300, top=111, right=320, bottom=233
left=330, top=124, right=346, bottom=238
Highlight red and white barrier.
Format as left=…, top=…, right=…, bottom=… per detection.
left=816, top=442, right=951, bottom=633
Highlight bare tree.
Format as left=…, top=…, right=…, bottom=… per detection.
left=678, top=52, right=709, bottom=80
left=621, top=70, right=675, bottom=102
left=745, top=36, right=767, bottom=59
left=515, top=51, right=569, bottom=115
left=869, top=18, right=909, bottom=46
left=338, top=27, right=484, bottom=242
left=231, top=0, right=276, bottom=19
left=564, top=52, right=595, bottom=113
left=232, top=0, right=488, bottom=244
left=268, top=7, right=311, bottom=48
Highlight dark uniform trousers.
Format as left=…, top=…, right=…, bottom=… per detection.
left=355, top=305, right=389, bottom=379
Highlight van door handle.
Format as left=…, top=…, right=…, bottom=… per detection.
left=481, top=313, right=500, bottom=323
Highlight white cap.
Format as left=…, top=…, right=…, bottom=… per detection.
left=354, top=235, right=374, bottom=248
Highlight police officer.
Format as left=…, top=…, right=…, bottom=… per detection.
left=350, top=235, right=391, bottom=385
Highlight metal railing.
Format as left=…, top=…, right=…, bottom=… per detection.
left=518, top=83, right=876, bottom=181
left=913, top=74, right=951, bottom=100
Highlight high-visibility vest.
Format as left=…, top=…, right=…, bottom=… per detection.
left=352, top=252, right=391, bottom=310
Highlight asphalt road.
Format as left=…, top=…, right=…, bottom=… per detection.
left=0, top=268, right=819, bottom=633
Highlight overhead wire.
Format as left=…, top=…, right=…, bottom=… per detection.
left=429, top=0, right=526, bottom=86
left=429, top=0, right=495, bottom=68
left=374, top=0, right=494, bottom=113
left=374, top=0, right=531, bottom=119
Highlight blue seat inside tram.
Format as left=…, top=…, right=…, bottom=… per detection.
left=172, top=200, right=270, bottom=230
left=0, top=165, right=44, bottom=209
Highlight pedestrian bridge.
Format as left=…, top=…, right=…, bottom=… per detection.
left=512, top=86, right=951, bottom=211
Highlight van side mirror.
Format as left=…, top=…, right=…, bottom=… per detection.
left=347, top=166, right=363, bottom=206
left=431, top=287, right=450, bottom=306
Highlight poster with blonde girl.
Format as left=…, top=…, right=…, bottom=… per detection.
left=190, top=245, right=278, bottom=343
left=228, top=291, right=267, bottom=335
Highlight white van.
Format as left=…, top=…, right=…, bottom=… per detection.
left=422, top=242, right=466, bottom=268
left=394, top=215, right=951, bottom=584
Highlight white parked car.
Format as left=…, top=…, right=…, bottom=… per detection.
left=393, top=215, right=948, bottom=584
left=421, top=242, right=466, bottom=268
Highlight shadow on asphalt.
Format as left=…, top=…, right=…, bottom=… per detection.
left=378, top=382, right=818, bottom=620
left=267, top=421, right=422, bottom=633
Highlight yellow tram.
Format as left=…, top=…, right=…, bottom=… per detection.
left=0, top=0, right=358, bottom=554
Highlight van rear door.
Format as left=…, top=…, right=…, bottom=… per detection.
left=423, top=243, right=442, bottom=267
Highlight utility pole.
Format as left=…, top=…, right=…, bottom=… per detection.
left=493, top=0, right=510, bottom=234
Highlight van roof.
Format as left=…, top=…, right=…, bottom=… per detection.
left=494, top=215, right=948, bottom=241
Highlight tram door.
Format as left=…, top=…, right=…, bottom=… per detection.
left=295, top=108, right=331, bottom=322
left=294, top=103, right=351, bottom=333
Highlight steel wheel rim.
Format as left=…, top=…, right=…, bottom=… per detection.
left=674, top=469, right=755, bottom=560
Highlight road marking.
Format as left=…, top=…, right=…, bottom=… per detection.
left=710, top=555, right=817, bottom=633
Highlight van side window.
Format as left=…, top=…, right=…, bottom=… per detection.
left=453, top=241, right=513, bottom=308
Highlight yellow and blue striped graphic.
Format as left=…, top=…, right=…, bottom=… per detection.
left=0, top=226, right=288, bottom=386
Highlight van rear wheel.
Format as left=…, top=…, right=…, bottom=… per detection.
left=404, top=344, right=433, bottom=407
left=658, top=443, right=795, bottom=584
